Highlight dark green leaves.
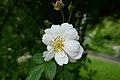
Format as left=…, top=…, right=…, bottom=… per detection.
left=28, top=54, right=56, bottom=80
left=32, top=53, right=45, bottom=64
left=26, top=65, right=44, bottom=80
left=64, top=62, right=80, bottom=70
left=45, top=60, right=56, bottom=80
left=26, top=60, right=56, bottom=80
left=62, top=69, right=75, bottom=80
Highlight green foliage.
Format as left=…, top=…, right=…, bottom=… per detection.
left=44, top=61, right=56, bottom=80
left=27, top=54, right=57, bottom=80
left=0, top=0, right=103, bottom=80
left=32, top=53, right=45, bottom=64
left=0, top=0, right=9, bottom=5
left=64, top=62, right=80, bottom=70
left=85, top=17, right=120, bottom=55
left=26, top=53, right=95, bottom=80
left=62, top=69, right=75, bottom=80
left=26, top=65, right=44, bottom=80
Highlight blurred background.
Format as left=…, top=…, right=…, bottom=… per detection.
left=0, top=0, right=120, bottom=80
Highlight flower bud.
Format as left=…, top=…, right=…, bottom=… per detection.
left=44, top=20, right=52, bottom=27
left=40, top=29, right=45, bottom=35
left=52, top=0, right=64, bottom=10
left=68, top=1, right=74, bottom=15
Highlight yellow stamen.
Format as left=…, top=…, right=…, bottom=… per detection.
left=53, top=36, right=64, bottom=52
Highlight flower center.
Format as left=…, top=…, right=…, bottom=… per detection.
left=53, top=36, right=64, bottom=52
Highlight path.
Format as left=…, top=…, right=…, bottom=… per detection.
left=86, top=50, right=120, bottom=63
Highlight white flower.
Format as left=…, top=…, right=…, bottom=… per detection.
left=42, top=23, right=84, bottom=66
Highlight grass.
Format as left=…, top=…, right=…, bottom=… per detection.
left=82, top=55, right=120, bottom=80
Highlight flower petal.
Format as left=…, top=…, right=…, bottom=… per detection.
left=43, top=48, right=54, bottom=61
left=73, top=46, right=84, bottom=60
left=45, top=28, right=53, bottom=35
left=61, top=23, right=73, bottom=33
left=54, top=51, right=68, bottom=66
left=42, top=34, right=53, bottom=45
left=51, top=25, right=61, bottom=36
left=64, top=40, right=80, bottom=53
left=63, top=28, right=79, bottom=40
left=63, top=48, right=78, bottom=59
left=63, top=40, right=83, bottom=59
left=47, top=46, right=52, bottom=50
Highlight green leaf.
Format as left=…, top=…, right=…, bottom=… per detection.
left=45, top=60, right=56, bottom=80
left=64, top=62, right=80, bottom=70
left=62, top=69, right=75, bottom=80
left=32, top=53, right=45, bottom=64
left=26, top=65, right=44, bottom=80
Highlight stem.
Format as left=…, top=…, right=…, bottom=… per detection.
left=60, top=10, right=64, bottom=23
left=68, top=13, right=72, bottom=23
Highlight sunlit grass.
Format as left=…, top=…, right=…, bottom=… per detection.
left=87, top=55, right=120, bottom=80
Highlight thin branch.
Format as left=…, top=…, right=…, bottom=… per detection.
left=68, top=13, right=72, bottom=23
left=60, top=10, right=64, bottom=23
